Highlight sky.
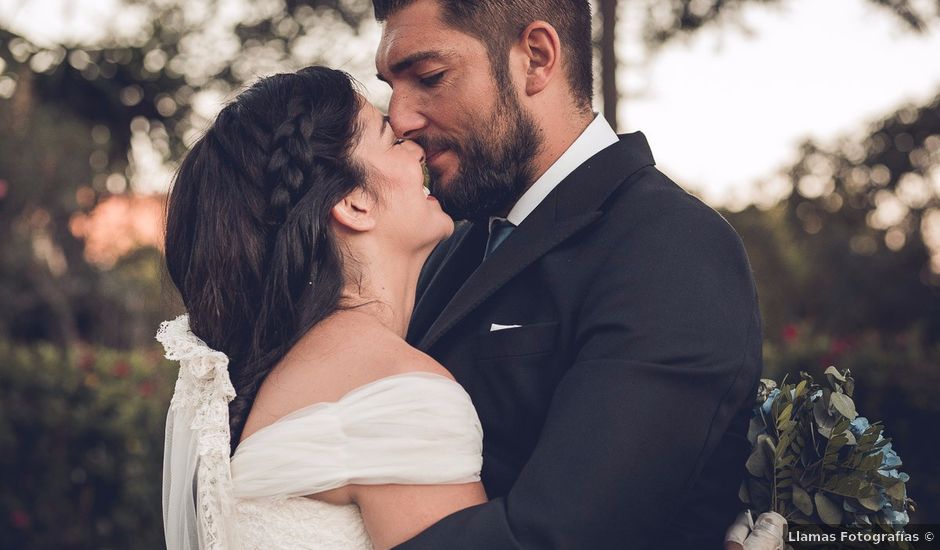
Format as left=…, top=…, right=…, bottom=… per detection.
left=2, top=0, right=940, bottom=207
left=616, top=0, right=940, bottom=208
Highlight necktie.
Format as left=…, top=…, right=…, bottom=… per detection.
left=485, top=218, right=515, bottom=258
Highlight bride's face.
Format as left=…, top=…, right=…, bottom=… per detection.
left=351, top=99, right=454, bottom=252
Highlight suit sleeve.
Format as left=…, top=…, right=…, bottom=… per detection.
left=395, top=203, right=762, bottom=549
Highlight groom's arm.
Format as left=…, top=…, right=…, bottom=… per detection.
left=395, top=202, right=762, bottom=549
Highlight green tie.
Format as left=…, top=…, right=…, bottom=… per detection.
left=485, top=218, right=515, bottom=258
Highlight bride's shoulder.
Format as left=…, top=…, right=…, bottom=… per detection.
left=246, top=316, right=452, bottom=430
left=372, top=335, right=453, bottom=380
left=301, top=314, right=451, bottom=381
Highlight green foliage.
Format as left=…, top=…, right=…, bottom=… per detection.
left=0, top=341, right=175, bottom=549
left=741, top=367, right=916, bottom=547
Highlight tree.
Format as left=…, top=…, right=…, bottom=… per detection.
left=0, top=0, right=375, bottom=348
left=598, top=0, right=619, bottom=129
left=726, top=92, right=940, bottom=344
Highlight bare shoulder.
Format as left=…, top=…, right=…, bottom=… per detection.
left=379, top=338, right=454, bottom=380
left=241, top=314, right=453, bottom=441
left=298, top=314, right=453, bottom=383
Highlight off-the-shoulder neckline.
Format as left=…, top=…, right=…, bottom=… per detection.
left=234, top=371, right=461, bottom=451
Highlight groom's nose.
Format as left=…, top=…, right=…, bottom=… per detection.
left=388, top=92, right=428, bottom=139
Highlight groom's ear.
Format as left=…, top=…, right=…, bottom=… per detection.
left=331, top=188, right=378, bottom=233
left=518, top=21, right=560, bottom=97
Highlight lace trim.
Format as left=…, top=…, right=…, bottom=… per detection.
left=158, top=314, right=237, bottom=550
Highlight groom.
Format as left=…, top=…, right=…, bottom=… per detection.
left=374, top=0, right=762, bottom=547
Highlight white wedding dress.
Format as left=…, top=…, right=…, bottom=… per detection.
left=159, top=314, right=784, bottom=550
left=158, top=316, right=483, bottom=550
left=230, top=372, right=483, bottom=549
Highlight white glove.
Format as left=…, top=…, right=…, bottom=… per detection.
left=724, top=510, right=787, bottom=550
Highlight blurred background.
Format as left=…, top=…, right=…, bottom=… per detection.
left=1, top=0, right=939, bottom=547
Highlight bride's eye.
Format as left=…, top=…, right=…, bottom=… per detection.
left=394, top=138, right=406, bottom=146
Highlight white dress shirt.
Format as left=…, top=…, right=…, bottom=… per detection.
left=495, top=114, right=619, bottom=230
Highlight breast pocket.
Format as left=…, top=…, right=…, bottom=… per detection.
left=474, top=321, right=559, bottom=361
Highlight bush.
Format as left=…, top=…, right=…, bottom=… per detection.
left=0, top=341, right=175, bottom=549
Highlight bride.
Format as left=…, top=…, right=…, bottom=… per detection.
left=161, top=65, right=484, bottom=549
left=158, top=66, right=783, bottom=549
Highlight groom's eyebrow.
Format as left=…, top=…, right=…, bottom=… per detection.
left=376, top=50, right=455, bottom=82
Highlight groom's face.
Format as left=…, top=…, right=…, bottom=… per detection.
left=375, top=0, right=541, bottom=221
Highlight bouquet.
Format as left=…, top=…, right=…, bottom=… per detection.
left=740, top=367, right=915, bottom=546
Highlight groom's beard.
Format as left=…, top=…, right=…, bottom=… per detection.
left=421, top=95, right=542, bottom=222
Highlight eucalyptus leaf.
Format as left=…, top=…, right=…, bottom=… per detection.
left=829, top=392, right=858, bottom=420
left=814, top=399, right=838, bottom=431
left=833, top=418, right=851, bottom=434
left=885, top=480, right=907, bottom=503
left=747, top=436, right=777, bottom=479
left=776, top=408, right=794, bottom=431
left=824, top=474, right=872, bottom=499
left=860, top=453, right=883, bottom=472
left=826, top=434, right=848, bottom=456
left=793, top=484, right=814, bottom=515
left=859, top=494, right=883, bottom=512
left=739, top=480, right=750, bottom=505
left=825, top=366, right=846, bottom=383
left=747, top=416, right=765, bottom=446
left=776, top=431, right=795, bottom=459
left=745, top=446, right=768, bottom=478
left=815, top=492, right=844, bottom=526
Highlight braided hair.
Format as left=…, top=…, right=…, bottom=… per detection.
left=164, top=67, right=367, bottom=452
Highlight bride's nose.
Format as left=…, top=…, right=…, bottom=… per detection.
left=407, top=139, right=426, bottom=160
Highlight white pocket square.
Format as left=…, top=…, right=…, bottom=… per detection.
left=490, top=323, right=522, bottom=332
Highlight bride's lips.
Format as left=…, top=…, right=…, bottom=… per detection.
left=421, top=162, right=437, bottom=201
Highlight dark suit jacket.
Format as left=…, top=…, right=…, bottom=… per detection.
left=397, top=133, right=762, bottom=549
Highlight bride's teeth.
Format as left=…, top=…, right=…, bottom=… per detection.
left=423, top=186, right=431, bottom=197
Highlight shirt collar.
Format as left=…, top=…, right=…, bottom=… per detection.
left=500, top=114, right=619, bottom=228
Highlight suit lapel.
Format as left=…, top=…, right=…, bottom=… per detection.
left=407, top=222, right=487, bottom=344
left=418, top=208, right=601, bottom=350
left=416, top=132, right=656, bottom=351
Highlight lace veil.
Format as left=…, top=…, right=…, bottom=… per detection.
left=157, top=314, right=241, bottom=550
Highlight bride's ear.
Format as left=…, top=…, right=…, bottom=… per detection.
left=331, top=188, right=377, bottom=233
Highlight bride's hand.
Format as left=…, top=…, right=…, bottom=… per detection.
left=724, top=510, right=787, bottom=550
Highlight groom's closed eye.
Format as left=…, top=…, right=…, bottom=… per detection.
left=418, top=71, right=446, bottom=88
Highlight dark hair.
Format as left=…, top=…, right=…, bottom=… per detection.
left=374, top=0, right=593, bottom=111
left=164, top=66, right=366, bottom=453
